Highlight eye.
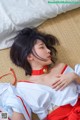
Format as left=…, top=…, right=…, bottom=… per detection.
left=39, top=44, right=46, bottom=49
left=40, top=46, right=44, bottom=48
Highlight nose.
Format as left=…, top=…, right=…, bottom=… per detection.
left=47, top=47, right=51, bottom=53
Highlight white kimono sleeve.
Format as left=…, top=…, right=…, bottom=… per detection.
left=0, top=83, right=31, bottom=120
left=16, top=83, right=52, bottom=120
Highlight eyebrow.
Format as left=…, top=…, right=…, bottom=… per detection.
left=38, top=43, right=44, bottom=46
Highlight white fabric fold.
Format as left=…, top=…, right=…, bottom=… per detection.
left=0, top=83, right=31, bottom=120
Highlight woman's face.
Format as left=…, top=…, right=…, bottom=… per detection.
left=32, top=40, right=52, bottom=65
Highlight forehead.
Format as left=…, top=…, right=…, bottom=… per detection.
left=36, top=39, right=45, bottom=45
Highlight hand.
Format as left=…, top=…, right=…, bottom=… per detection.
left=12, top=112, right=26, bottom=120
left=51, top=72, right=76, bottom=91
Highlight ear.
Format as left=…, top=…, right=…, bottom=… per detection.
left=27, top=53, right=34, bottom=61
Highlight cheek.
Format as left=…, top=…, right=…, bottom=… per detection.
left=36, top=49, right=43, bottom=55
left=37, top=50, right=46, bottom=57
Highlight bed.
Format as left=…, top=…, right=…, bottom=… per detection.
left=0, top=1, right=80, bottom=120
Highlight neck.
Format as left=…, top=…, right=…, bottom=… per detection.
left=31, top=65, right=48, bottom=75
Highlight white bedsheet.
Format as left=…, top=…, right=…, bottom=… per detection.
left=0, top=0, right=80, bottom=49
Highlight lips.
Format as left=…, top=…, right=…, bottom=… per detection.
left=48, top=55, right=51, bottom=59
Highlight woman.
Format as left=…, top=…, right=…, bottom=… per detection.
left=10, top=28, right=80, bottom=120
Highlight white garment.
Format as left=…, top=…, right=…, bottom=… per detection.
left=16, top=65, right=80, bottom=120
left=0, top=83, right=31, bottom=120
left=75, top=64, right=80, bottom=93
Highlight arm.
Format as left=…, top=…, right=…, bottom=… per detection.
left=12, top=112, right=26, bottom=120
left=43, top=117, right=48, bottom=120
left=73, top=72, right=80, bottom=84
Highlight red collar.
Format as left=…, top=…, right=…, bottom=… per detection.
left=31, top=66, right=48, bottom=75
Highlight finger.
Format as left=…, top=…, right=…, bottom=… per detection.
left=59, top=84, right=68, bottom=91
left=55, top=83, right=65, bottom=91
left=55, top=74, right=62, bottom=78
left=52, top=78, right=65, bottom=87
left=52, top=80, right=64, bottom=89
left=52, top=79, right=61, bottom=86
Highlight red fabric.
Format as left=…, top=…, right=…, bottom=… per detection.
left=17, top=95, right=31, bottom=119
left=47, top=98, right=80, bottom=120
left=31, top=66, right=48, bottom=75
left=61, top=64, right=68, bottom=74
left=0, top=68, right=17, bottom=85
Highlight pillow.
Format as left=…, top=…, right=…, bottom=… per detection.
left=0, top=0, right=80, bottom=49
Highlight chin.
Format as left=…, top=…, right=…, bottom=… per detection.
left=46, top=60, right=52, bottom=65
left=39, top=59, right=52, bottom=66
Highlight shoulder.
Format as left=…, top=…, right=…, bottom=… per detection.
left=53, top=63, right=67, bottom=68
left=56, top=63, right=68, bottom=71
left=50, top=63, right=67, bottom=74
left=58, top=63, right=67, bottom=67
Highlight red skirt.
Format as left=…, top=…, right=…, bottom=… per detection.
left=47, top=98, right=80, bottom=120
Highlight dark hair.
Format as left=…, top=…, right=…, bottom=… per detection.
left=10, top=28, right=59, bottom=75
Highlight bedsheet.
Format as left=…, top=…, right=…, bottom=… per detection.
left=0, top=0, right=80, bottom=49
